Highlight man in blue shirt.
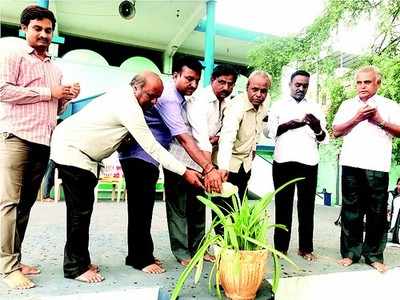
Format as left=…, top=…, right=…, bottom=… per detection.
left=118, top=57, right=223, bottom=273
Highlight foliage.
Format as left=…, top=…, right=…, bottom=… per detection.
left=171, top=179, right=301, bottom=300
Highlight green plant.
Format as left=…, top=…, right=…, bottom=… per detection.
left=171, top=179, right=301, bottom=300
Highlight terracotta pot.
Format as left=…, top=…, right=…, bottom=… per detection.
left=219, top=249, right=269, bottom=300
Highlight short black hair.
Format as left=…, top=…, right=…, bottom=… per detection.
left=397, top=177, right=400, bottom=185
left=211, top=64, right=238, bottom=82
left=173, top=56, right=203, bottom=74
left=290, top=70, right=310, bottom=82
left=20, top=5, right=56, bottom=30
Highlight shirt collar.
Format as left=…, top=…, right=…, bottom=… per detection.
left=205, top=85, right=219, bottom=103
left=289, top=96, right=308, bottom=104
left=243, top=93, right=267, bottom=112
left=25, top=44, right=51, bottom=61
left=356, top=93, right=379, bottom=105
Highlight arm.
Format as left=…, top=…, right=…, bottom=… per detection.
left=333, top=105, right=376, bottom=137
left=217, top=101, right=242, bottom=172
left=0, top=51, right=71, bottom=105
left=369, top=110, right=400, bottom=137
left=186, top=95, right=213, bottom=153
left=156, top=95, right=222, bottom=192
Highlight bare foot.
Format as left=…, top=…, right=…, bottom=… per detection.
left=20, top=263, right=41, bottom=275
left=370, top=261, right=388, bottom=273
left=337, top=257, right=353, bottom=267
left=298, top=251, right=317, bottom=261
left=178, top=258, right=191, bottom=266
left=204, top=253, right=215, bottom=263
left=3, top=270, right=35, bottom=289
left=88, top=263, right=99, bottom=272
left=142, top=263, right=166, bottom=274
left=75, top=269, right=104, bottom=283
left=42, top=197, right=54, bottom=202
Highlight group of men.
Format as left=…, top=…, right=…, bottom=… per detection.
left=1, top=4, right=399, bottom=290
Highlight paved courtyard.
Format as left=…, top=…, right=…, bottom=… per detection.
left=1, top=201, right=399, bottom=300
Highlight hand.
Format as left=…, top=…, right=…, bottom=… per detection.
left=276, top=119, right=306, bottom=137
left=304, top=113, right=322, bottom=133
left=368, top=109, right=384, bottom=126
left=204, top=168, right=223, bottom=193
left=209, top=135, right=219, bottom=145
left=219, top=169, right=229, bottom=181
left=182, top=169, right=204, bottom=189
left=69, top=82, right=80, bottom=99
left=51, top=85, right=73, bottom=100
left=286, top=119, right=307, bottom=130
left=354, top=105, right=376, bottom=124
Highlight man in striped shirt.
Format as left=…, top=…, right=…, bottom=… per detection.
left=0, top=5, right=79, bottom=289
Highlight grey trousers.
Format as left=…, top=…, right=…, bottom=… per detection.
left=0, top=133, right=49, bottom=274
left=163, top=169, right=205, bottom=261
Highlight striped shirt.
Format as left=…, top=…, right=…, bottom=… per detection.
left=0, top=44, right=62, bottom=146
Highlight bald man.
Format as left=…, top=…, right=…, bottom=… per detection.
left=50, top=71, right=203, bottom=283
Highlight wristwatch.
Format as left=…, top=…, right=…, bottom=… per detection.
left=378, top=120, right=386, bottom=129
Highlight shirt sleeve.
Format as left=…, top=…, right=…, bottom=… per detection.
left=118, top=100, right=186, bottom=175
left=332, top=100, right=349, bottom=126
left=186, top=95, right=212, bottom=152
left=315, top=104, right=329, bottom=144
left=155, top=95, right=189, bottom=137
left=217, top=100, right=243, bottom=171
left=266, top=102, right=279, bottom=140
left=0, top=51, right=52, bottom=104
left=388, top=100, right=400, bottom=125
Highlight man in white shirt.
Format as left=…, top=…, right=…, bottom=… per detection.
left=333, top=66, right=400, bottom=272
left=214, top=70, right=271, bottom=234
left=268, top=70, right=328, bottom=261
left=50, top=71, right=203, bottom=283
left=185, top=64, right=238, bottom=238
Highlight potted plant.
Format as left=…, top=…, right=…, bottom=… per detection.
left=171, top=179, right=300, bottom=300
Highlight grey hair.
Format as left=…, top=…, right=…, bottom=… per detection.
left=130, top=74, right=146, bottom=88
left=247, top=70, right=272, bottom=88
left=356, top=65, right=382, bottom=84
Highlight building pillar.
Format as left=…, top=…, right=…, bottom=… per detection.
left=203, top=0, right=216, bottom=87
left=163, top=51, right=174, bottom=75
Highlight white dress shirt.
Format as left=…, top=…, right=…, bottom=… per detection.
left=50, top=86, right=186, bottom=177
left=268, top=97, right=328, bottom=166
left=186, top=85, right=229, bottom=153
left=333, top=94, right=400, bottom=172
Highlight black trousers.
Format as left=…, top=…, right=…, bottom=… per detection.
left=273, top=161, right=318, bottom=254
left=340, top=166, right=389, bottom=264
left=212, top=164, right=251, bottom=236
left=56, top=164, right=97, bottom=279
left=120, top=158, right=159, bottom=269
left=163, top=168, right=205, bottom=260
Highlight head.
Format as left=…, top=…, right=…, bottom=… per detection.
left=130, top=71, right=164, bottom=110
left=172, top=56, right=203, bottom=96
left=289, top=70, right=310, bottom=102
left=20, top=5, right=56, bottom=52
left=355, top=66, right=381, bottom=101
left=246, top=70, right=272, bottom=108
left=210, top=64, right=238, bottom=101
left=396, top=178, right=400, bottom=193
